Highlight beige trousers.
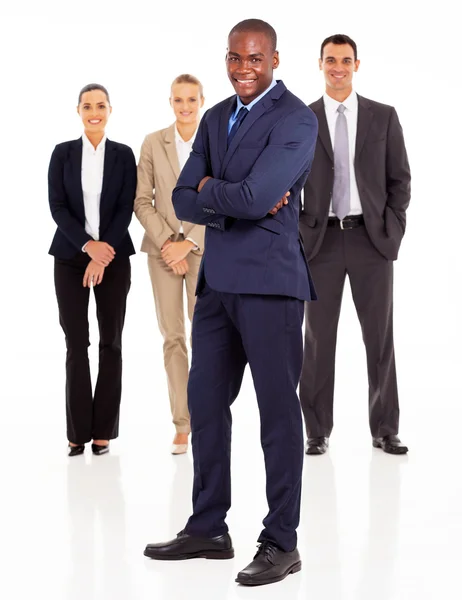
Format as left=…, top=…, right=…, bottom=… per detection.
left=147, top=249, right=201, bottom=433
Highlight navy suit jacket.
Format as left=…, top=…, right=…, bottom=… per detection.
left=172, top=81, right=318, bottom=302
left=48, top=138, right=136, bottom=259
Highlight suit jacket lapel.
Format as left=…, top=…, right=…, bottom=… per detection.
left=163, top=124, right=180, bottom=180
left=70, top=139, right=85, bottom=215
left=218, top=97, right=236, bottom=171
left=101, top=139, right=117, bottom=204
left=311, top=98, right=333, bottom=162
left=221, top=82, right=287, bottom=176
left=355, top=95, right=372, bottom=161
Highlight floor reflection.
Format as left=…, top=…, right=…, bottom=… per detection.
left=66, top=454, right=132, bottom=599
left=301, top=454, right=342, bottom=598
left=355, top=453, right=408, bottom=599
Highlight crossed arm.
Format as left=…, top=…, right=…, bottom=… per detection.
left=172, top=107, right=318, bottom=226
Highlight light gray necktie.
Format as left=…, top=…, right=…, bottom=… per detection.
left=332, top=104, right=350, bottom=220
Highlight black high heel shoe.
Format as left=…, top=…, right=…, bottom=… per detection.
left=91, top=443, right=109, bottom=456
left=68, top=444, right=85, bottom=457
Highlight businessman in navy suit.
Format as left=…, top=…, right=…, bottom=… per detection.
left=144, top=19, right=318, bottom=586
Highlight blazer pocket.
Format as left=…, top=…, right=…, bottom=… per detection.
left=254, top=216, right=283, bottom=234
left=385, top=206, right=405, bottom=238
left=239, top=142, right=266, bottom=149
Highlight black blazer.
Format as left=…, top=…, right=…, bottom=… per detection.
left=300, top=95, right=411, bottom=261
left=48, top=138, right=136, bottom=259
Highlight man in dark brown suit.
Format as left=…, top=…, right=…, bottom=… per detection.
left=299, top=34, right=411, bottom=455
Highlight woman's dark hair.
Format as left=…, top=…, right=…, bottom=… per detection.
left=78, top=83, right=111, bottom=105
left=320, top=34, right=358, bottom=61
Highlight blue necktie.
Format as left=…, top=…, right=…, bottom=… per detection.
left=228, top=107, right=249, bottom=146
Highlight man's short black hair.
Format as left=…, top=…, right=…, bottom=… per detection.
left=228, top=19, right=277, bottom=52
left=320, top=34, right=358, bottom=61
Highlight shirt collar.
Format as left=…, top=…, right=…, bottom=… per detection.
left=174, top=124, right=197, bottom=145
left=323, top=90, right=357, bottom=113
left=82, top=132, right=107, bottom=151
left=234, top=77, right=278, bottom=116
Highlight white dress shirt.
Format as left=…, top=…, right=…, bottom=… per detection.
left=323, top=92, right=362, bottom=216
left=175, top=125, right=199, bottom=248
left=81, top=133, right=106, bottom=245
left=175, top=124, right=196, bottom=171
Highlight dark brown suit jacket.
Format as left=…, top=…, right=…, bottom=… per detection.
left=300, top=94, right=411, bottom=261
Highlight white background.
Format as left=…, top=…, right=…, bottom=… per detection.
left=0, top=1, right=461, bottom=599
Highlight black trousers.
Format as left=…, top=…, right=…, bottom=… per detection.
left=54, top=254, right=131, bottom=444
left=300, top=224, right=399, bottom=439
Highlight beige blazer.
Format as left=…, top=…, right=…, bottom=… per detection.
left=134, top=123, right=205, bottom=255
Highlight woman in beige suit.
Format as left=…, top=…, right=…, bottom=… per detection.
left=135, top=74, right=205, bottom=454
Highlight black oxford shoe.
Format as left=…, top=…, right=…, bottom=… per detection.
left=144, top=531, right=234, bottom=560
left=373, top=435, right=408, bottom=455
left=305, top=437, right=329, bottom=455
left=236, top=541, right=301, bottom=586
left=68, top=444, right=85, bottom=457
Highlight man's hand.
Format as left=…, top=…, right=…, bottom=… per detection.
left=83, top=260, right=105, bottom=287
left=171, top=259, right=189, bottom=276
left=198, top=176, right=212, bottom=193
left=268, top=191, right=290, bottom=215
left=85, top=241, right=115, bottom=266
left=162, top=240, right=195, bottom=267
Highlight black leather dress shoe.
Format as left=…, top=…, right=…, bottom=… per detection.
left=91, top=443, right=109, bottom=456
left=236, top=541, right=301, bottom=586
left=144, top=531, right=234, bottom=560
left=68, top=444, right=85, bottom=457
left=373, top=435, right=408, bottom=455
left=305, top=437, right=329, bottom=455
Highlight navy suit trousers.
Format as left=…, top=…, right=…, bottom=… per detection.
left=184, top=283, right=304, bottom=552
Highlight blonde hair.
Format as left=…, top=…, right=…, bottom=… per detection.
left=171, top=74, right=204, bottom=98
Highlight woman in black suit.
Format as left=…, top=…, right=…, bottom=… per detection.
left=48, top=83, right=136, bottom=456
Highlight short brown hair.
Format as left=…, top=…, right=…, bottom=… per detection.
left=171, top=74, right=204, bottom=98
